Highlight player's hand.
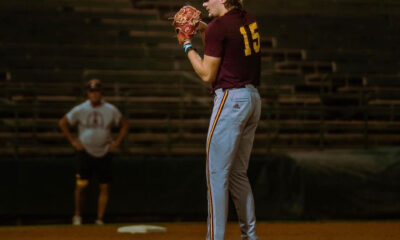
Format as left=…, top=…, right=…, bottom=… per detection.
left=71, top=139, right=84, bottom=151
left=177, top=33, right=191, bottom=45
left=108, top=140, right=120, bottom=152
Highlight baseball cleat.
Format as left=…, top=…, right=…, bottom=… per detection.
left=72, top=216, right=82, bottom=226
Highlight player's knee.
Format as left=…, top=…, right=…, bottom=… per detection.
left=99, top=184, right=109, bottom=192
left=76, top=179, right=89, bottom=188
left=75, top=174, right=89, bottom=188
left=230, top=169, right=247, bottom=177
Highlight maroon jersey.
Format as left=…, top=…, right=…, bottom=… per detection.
left=204, top=9, right=261, bottom=91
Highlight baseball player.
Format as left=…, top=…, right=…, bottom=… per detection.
left=173, top=0, right=261, bottom=239
left=59, top=79, right=129, bottom=225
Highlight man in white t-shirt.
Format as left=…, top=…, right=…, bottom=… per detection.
left=59, top=79, right=129, bottom=226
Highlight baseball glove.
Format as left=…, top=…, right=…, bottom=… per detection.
left=172, top=5, right=202, bottom=45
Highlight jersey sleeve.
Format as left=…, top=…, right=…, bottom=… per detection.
left=204, top=20, right=224, bottom=57
left=66, top=105, right=81, bottom=125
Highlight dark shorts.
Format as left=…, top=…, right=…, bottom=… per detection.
left=76, top=151, right=113, bottom=184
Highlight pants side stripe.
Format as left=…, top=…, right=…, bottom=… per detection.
left=206, top=90, right=229, bottom=240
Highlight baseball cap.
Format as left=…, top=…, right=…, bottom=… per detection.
left=86, top=79, right=102, bottom=91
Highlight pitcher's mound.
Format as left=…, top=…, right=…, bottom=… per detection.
left=117, top=225, right=167, bottom=234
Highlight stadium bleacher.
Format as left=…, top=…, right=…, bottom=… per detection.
left=0, top=0, right=399, bottom=157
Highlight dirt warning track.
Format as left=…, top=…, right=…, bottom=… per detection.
left=0, top=221, right=399, bottom=240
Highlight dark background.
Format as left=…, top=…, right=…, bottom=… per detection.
left=0, top=0, right=399, bottom=225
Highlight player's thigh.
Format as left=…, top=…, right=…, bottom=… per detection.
left=208, top=90, right=251, bottom=171
left=231, top=120, right=258, bottom=172
left=96, top=153, right=113, bottom=184
left=76, top=151, right=92, bottom=181
left=231, top=91, right=261, bottom=171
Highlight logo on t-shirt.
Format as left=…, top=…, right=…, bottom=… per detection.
left=87, top=111, right=104, bottom=128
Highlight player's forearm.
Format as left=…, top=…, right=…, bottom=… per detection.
left=114, top=117, right=129, bottom=144
left=187, top=50, right=213, bottom=83
left=187, top=49, right=221, bottom=84
left=115, top=128, right=128, bottom=144
left=58, top=117, right=76, bottom=144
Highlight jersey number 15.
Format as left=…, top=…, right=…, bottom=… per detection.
left=239, top=22, right=260, bottom=56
